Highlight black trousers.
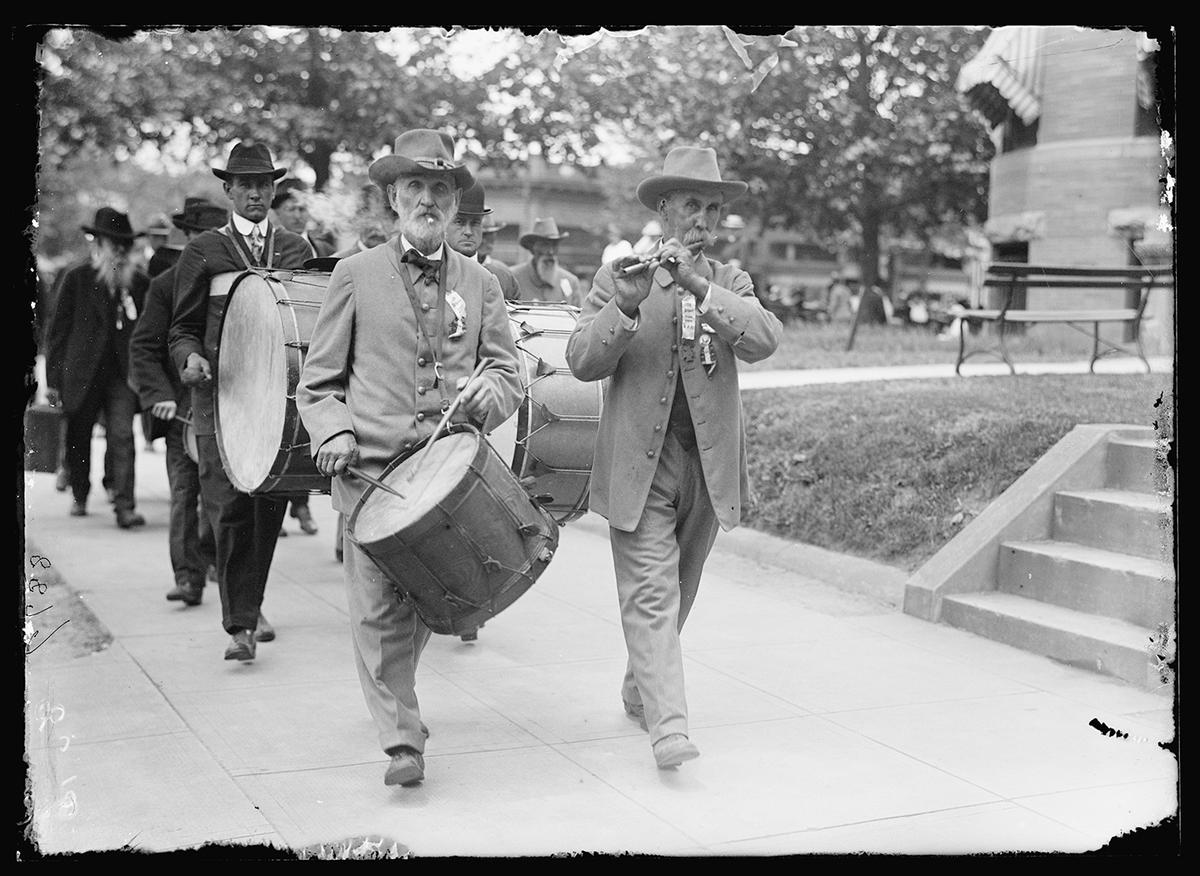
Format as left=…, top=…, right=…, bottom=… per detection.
left=196, top=434, right=288, bottom=634
left=65, top=372, right=138, bottom=512
left=164, top=419, right=216, bottom=588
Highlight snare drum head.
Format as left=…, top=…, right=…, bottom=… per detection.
left=354, top=432, right=478, bottom=542
left=217, top=273, right=288, bottom=491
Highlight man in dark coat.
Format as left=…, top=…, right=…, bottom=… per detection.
left=45, top=207, right=150, bottom=528
left=446, top=180, right=518, bottom=303
left=169, top=142, right=312, bottom=662
left=129, top=197, right=227, bottom=606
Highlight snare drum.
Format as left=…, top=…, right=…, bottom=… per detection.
left=488, top=303, right=602, bottom=524
left=347, top=427, right=559, bottom=636
left=215, top=270, right=332, bottom=494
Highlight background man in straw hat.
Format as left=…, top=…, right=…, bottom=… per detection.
left=169, top=141, right=312, bottom=662
left=130, top=197, right=228, bottom=608
left=566, top=145, right=781, bottom=771
left=45, top=206, right=150, bottom=529
left=447, top=180, right=518, bottom=304
left=511, top=216, right=581, bottom=305
left=478, top=212, right=518, bottom=301
left=298, top=128, right=523, bottom=789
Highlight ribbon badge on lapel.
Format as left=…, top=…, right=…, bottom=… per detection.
left=446, top=290, right=467, bottom=340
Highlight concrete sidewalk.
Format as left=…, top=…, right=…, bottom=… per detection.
left=22, top=432, right=1177, bottom=858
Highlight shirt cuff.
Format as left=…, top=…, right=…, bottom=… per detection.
left=617, top=307, right=639, bottom=331
left=695, top=282, right=713, bottom=314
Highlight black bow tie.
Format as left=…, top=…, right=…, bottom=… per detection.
left=402, top=248, right=441, bottom=285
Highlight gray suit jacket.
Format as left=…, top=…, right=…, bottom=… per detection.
left=298, top=241, right=524, bottom=514
left=566, top=257, right=781, bottom=532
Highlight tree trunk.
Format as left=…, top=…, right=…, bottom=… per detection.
left=856, top=210, right=888, bottom=325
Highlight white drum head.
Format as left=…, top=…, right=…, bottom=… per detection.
left=217, top=274, right=288, bottom=492
left=354, top=432, right=478, bottom=541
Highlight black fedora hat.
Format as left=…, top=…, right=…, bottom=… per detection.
left=455, top=181, right=493, bottom=218
left=212, top=142, right=287, bottom=181
left=171, top=197, right=228, bottom=232
left=368, top=129, right=473, bottom=190
left=81, top=207, right=139, bottom=243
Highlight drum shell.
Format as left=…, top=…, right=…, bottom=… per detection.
left=492, top=303, right=603, bottom=524
left=215, top=270, right=332, bottom=495
left=347, top=430, right=559, bottom=636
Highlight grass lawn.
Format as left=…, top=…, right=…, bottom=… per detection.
left=741, top=321, right=1175, bottom=371
left=741, top=372, right=1174, bottom=573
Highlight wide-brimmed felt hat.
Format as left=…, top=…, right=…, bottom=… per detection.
left=81, top=207, right=140, bottom=243
left=212, top=142, right=288, bottom=182
left=481, top=217, right=506, bottom=234
left=636, top=146, right=747, bottom=211
left=368, top=129, right=474, bottom=190
left=271, top=177, right=308, bottom=210
left=456, top=181, right=493, bottom=217
left=171, top=197, right=228, bottom=232
left=519, top=217, right=570, bottom=250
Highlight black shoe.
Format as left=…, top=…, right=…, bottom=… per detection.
left=224, top=630, right=256, bottom=661
left=69, top=501, right=87, bottom=517
left=460, top=629, right=478, bottom=642
left=166, top=582, right=203, bottom=605
left=116, top=509, right=146, bottom=529
left=255, top=612, right=275, bottom=642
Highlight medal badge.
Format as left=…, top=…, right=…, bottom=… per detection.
left=446, top=290, right=467, bottom=339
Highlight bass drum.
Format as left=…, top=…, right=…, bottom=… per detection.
left=215, top=269, right=332, bottom=495
left=347, top=427, right=559, bottom=637
left=488, top=303, right=602, bottom=524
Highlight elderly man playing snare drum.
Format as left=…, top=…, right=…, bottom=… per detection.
left=566, top=146, right=781, bottom=770
left=169, top=142, right=312, bottom=662
left=298, top=129, right=523, bottom=788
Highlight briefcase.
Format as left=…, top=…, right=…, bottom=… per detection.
left=24, top=404, right=62, bottom=473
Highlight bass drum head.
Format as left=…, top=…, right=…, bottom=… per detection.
left=216, top=273, right=288, bottom=492
left=354, top=432, right=478, bottom=543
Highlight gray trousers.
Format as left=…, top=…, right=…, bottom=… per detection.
left=610, top=432, right=720, bottom=744
left=342, top=538, right=432, bottom=756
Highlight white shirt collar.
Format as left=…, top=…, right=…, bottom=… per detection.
left=231, top=212, right=269, bottom=237
left=399, top=234, right=444, bottom=261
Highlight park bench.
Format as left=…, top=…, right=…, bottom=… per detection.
left=955, top=262, right=1173, bottom=375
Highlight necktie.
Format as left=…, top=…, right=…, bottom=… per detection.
left=402, top=248, right=441, bottom=286
left=249, top=227, right=264, bottom=264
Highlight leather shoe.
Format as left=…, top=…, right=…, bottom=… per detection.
left=224, top=630, right=256, bottom=661
left=653, top=734, right=700, bottom=769
left=69, top=501, right=87, bottom=517
left=116, top=509, right=146, bottom=529
left=292, top=504, right=319, bottom=535
left=623, top=698, right=648, bottom=732
left=166, top=582, right=203, bottom=606
left=255, top=613, right=275, bottom=642
left=384, top=747, right=425, bottom=787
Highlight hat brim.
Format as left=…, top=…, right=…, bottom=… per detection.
left=368, top=156, right=474, bottom=191
left=520, top=232, right=570, bottom=249
left=81, top=224, right=139, bottom=242
left=481, top=221, right=506, bottom=233
left=636, top=176, right=748, bottom=211
left=456, top=206, right=493, bottom=218
left=212, top=167, right=289, bottom=181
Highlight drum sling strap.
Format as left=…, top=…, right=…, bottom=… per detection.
left=216, top=223, right=277, bottom=271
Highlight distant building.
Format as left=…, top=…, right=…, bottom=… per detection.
left=957, top=25, right=1172, bottom=347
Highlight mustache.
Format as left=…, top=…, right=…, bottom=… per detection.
left=683, top=227, right=710, bottom=245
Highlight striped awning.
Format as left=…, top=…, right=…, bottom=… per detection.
left=956, top=26, right=1045, bottom=128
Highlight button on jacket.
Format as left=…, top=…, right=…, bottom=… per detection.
left=297, top=241, right=524, bottom=515
left=565, top=257, right=782, bottom=532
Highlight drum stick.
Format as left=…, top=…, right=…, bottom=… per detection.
left=346, top=465, right=407, bottom=502
left=618, top=240, right=706, bottom=277
left=408, top=357, right=495, bottom=482
left=174, top=415, right=194, bottom=427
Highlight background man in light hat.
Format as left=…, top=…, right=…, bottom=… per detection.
left=478, top=213, right=516, bottom=300
left=298, top=128, right=523, bottom=789
left=447, top=180, right=518, bottom=302
left=566, top=145, right=781, bottom=771
left=169, top=141, right=312, bottom=662
left=511, top=216, right=581, bottom=305
left=45, top=206, right=150, bottom=529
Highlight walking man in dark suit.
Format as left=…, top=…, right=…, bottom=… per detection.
left=45, top=207, right=150, bottom=529
left=129, top=197, right=227, bottom=606
left=169, top=142, right=312, bottom=661
left=566, top=146, right=781, bottom=770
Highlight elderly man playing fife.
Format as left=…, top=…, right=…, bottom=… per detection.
left=298, top=129, right=522, bottom=788
left=566, top=146, right=781, bottom=770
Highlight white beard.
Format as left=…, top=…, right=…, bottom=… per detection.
left=403, top=215, right=447, bottom=254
